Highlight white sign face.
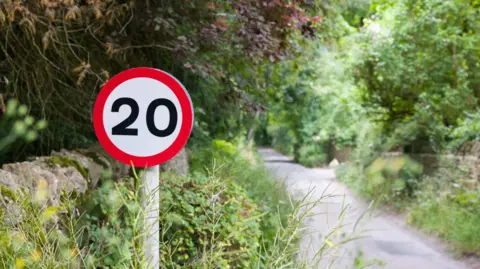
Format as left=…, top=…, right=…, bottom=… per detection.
left=93, top=68, right=193, bottom=167
left=103, top=78, right=183, bottom=157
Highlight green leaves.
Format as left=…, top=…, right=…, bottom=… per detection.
left=160, top=173, right=262, bottom=268
left=76, top=179, right=143, bottom=268
left=355, top=0, right=480, bottom=136
left=0, top=99, right=47, bottom=154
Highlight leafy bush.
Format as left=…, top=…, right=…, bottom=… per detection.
left=77, top=167, right=265, bottom=268
left=0, top=171, right=265, bottom=268
left=160, top=173, right=261, bottom=268
left=408, top=166, right=480, bottom=255
left=365, top=156, right=423, bottom=201
left=190, top=139, right=294, bottom=252
left=448, top=110, right=480, bottom=149
left=76, top=179, right=143, bottom=268
left=337, top=155, right=423, bottom=207
left=354, top=0, right=480, bottom=138
left=0, top=100, right=47, bottom=163
left=297, top=143, right=327, bottom=167
left=266, top=125, right=297, bottom=156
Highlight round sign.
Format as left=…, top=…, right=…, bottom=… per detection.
left=93, top=68, right=193, bottom=167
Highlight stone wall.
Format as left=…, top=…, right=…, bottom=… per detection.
left=331, top=140, right=480, bottom=183
left=382, top=143, right=480, bottom=183
left=161, top=147, right=189, bottom=176
left=0, top=145, right=189, bottom=207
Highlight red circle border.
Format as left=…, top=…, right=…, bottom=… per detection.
left=93, top=68, right=193, bottom=167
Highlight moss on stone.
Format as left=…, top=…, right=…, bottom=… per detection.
left=0, top=185, right=16, bottom=200
left=47, top=156, right=90, bottom=180
left=82, top=151, right=110, bottom=169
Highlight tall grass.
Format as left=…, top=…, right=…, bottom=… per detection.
left=408, top=166, right=480, bottom=255
left=338, top=136, right=480, bottom=256
left=0, top=140, right=364, bottom=268
left=0, top=178, right=359, bottom=268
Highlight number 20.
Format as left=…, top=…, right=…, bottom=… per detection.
left=111, top=98, right=177, bottom=137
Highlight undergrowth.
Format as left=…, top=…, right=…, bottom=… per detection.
left=0, top=138, right=364, bottom=268
left=189, top=139, right=294, bottom=250
left=408, top=166, right=480, bottom=255
left=337, top=146, right=480, bottom=255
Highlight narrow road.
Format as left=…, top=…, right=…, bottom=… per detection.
left=259, top=148, right=474, bottom=269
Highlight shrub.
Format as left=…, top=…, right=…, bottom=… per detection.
left=337, top=155, right=423, bottom=207
left=76, top=179, right=143, bottom=268
left=448, top=110, right=480, bottom=150
left=77, top=169, right=265, bottom=268
left=266, top=125, right=297, bottom=156
left=0, top=100, right=47, bottom=164
left=160, top=173, right=262, bottom=268
left=408, top=166, right=480, bottom=255
left=0, top=172, right=264, bottom=269
left=189, top=139, right=243, bottom=173
left=297, top=143, right=327, bottom=167
left=364, top=156, right=423, bottom=201
left=189, top=140, right=294, bottom=252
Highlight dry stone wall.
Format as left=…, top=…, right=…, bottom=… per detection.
left=330, top=140, right=480, bottom=184
left=0, top=145, right=189, bottom=208
left=381, top=141, right=480, bottom=184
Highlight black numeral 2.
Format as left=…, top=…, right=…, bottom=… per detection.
left=111, top=98, right=177, bottom=137
left=112, top=98, right=139, bottom=136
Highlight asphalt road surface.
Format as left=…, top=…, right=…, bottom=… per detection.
left=259, top=148, right=475, bottom=269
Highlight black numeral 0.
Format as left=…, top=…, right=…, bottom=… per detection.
left=111, top=98, right=177, bottom=137
left=146, top=99, right=177, bottom=137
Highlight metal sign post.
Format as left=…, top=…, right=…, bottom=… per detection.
left=93, top=67, right=194, bottom=269
left=142, top=166, right=160, bottom=268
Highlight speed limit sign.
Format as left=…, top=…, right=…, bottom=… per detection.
left=93, top=67, right=194, bottom=167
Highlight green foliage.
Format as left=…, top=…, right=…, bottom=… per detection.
left=160, top=173, right=261, bottom=268
left=0, top=168, right=281, bottom=268
left=338, top=0, right=371, bottom=28
left=337, top=155, right=423, bottom=206
left=47, top=156, right=89, bottom=180
left=0, top=0, right=325, bottom=161
left=266, top=124, right=297, bottom=156
left=354, top=0, right=480, bottom=139
left=448, top=110, right=480, bottom=149
left=408, top=166, right=480, bottom=255
left=190, top=140, right=294, bottom=254
left=0, top=185, right=82, bottom=268
left=190, top=139, right=242, bottom=172
left=260, top=36, right=368, bottom=166
left=76, top=180, right=143, bottom=268
left=0, top=100, right=46, bottom=162
left=410, top=200, right=480, bottom=255
left=297, top=143, right=327, bottom=168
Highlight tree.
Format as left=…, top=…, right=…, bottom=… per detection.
left=0, top=0, right=326, bottom=160
left=354, top=0, right=480, bottom=132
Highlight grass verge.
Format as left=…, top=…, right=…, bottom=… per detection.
left=337, top=157, right=480, bottom=256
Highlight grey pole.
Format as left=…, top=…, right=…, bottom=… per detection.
left=142, top=165, right=160, bottom=268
